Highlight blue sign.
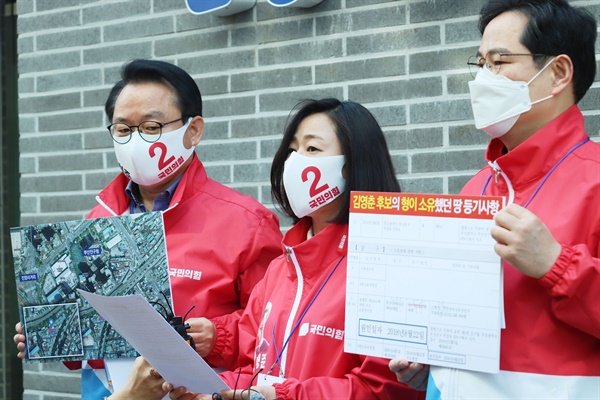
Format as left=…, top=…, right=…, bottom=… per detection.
left=186, top=0, right=256, bottom=16
left=185, top=0, right=319, bottom=16
left=267, top=0, right=322, bottom=6
left=186, top=0, right=230, bottom=13
left=82, top=247, right=102, bottom=257
left=19, top=273, right=38, bottom=282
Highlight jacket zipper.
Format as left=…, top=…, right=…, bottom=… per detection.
left=279, top=246, right=304, bottom=378
left=96, top=195, right=119, bottom=216
left=487, top=161, right=515, bottom=205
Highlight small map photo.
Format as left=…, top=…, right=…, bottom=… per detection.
left=23, top=303, right=83, bottom=359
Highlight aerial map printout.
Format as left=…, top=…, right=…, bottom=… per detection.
left=10, top=212, right=171, bottom=363
left=345, top=191, right=504, bottom=373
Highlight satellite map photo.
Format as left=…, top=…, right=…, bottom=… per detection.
left=10, top=212, right=172, bottom=362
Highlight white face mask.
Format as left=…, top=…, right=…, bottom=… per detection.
left=283, top=152, right=346, bottom=219
left=468, top=57, right=555, bottom=138
left=113, top=119, right=195, bottom=186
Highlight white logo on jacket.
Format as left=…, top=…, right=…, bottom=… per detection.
left=254, top=302, right=273, bottom=371
left=168, top=268, right=202, bottom=280
left=298, top=322, right=344, bottom=340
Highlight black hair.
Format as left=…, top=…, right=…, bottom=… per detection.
left=104, top=59, right=202, bottom=121
left=271, top=98, right=400, bottom=225
left=479, top=0, right=596, bottom=103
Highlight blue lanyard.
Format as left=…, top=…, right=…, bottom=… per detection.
left=480, top=138, right=589, bottom=208
left=267, top=255, right=345, bottom=377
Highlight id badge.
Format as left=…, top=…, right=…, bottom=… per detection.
left=258, top=373, right=286, bottom=385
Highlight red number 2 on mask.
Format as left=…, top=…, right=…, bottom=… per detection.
left=302, top=166, right=329, bottom=197
left=149, top=142, right=176, bottom=170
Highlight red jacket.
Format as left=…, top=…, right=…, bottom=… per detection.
left=214, top=219, right=422, bottom=400
left=68, top=154, right=282, bottom=370
left=434, top=105, right=599, bottom=397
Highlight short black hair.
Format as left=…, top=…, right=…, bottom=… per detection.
left=105, top=59, right=202, bottom=121
left=479, top=0, right=597, bottom=103
left=271, top=98, right=401, bottom=225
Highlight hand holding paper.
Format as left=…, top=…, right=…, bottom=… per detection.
left=77, top=289, right=229, bottom=394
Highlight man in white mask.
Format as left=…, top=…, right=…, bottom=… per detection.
left=468, top=55, right=556, bottom=139
left=390, top=0, right=599, bottom=398
left=14, top=59, right=283, bottom=399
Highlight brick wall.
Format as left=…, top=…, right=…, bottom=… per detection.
left=13, top=0, right=599, bottom=398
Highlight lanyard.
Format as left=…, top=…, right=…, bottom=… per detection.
left=267, top=255, right=345, bottom=377
left=480, top=138, right=589, bottom=208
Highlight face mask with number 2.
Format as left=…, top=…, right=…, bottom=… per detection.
left=113, top=118, right=195, bottom=186
left=283, top=151, right=346, bottom=218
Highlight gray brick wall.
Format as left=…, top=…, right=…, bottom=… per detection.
left=13, top=0, right=600, bottom=398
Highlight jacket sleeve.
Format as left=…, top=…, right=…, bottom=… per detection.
left=237, top=214, right=281, bottom=309
left=270, top=356, right=424, bottom=400
left=204, top=215, right=280, bottom=369
left=204, top=309, right=243, bottom=370
left=540, top=243, right=600, bottom=338
left=206, top=279, right=266, bottom=371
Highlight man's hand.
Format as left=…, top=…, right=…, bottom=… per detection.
left=186, top=317, right=216, bottom=357
left=13, top=322, right=26, bottom=359
left=491, top=204, right=561, bottom=278
left=389, top=358, right=429, bottom=391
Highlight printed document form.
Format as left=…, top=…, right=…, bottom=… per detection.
left=344, top=192, right=504, bottom=373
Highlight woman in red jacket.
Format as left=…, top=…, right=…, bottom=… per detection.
left=165, top=98, right=422, bottom=400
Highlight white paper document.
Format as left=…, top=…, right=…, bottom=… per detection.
left=344, top=192, right=504, bottom=373
left=78, top=289, right=230, bottom=394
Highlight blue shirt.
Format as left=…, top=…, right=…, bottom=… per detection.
left=125, top=176, right=182, bottom=214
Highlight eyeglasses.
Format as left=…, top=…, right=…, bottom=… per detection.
left=107, top=117, right=184, bottom=144
left=467, top=52, right=550, bottom=78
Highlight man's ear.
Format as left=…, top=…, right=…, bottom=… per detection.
left=550, top=54, right=573, bottom=97
left=185, top=116, right=204, bottom=149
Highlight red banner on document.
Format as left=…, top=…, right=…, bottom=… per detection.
left=350, top=192, right=504, bottom=219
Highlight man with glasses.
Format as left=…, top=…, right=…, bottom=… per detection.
left=390, top=0, right=599, bottom=398
left=14, top=59, right=282, bottom=399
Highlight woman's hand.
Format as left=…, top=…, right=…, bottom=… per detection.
left=162, top=382, right=212, bottom=400
left=219, top=385, right=276, bottom=400
left=161, top=383, right=276, bottom=400
left=108, top=357, right=168, bottom=400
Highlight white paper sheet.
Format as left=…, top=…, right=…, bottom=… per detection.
left=78, top=289, right=230, bottom=394
left=344, top=192, right=504, bottom=374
